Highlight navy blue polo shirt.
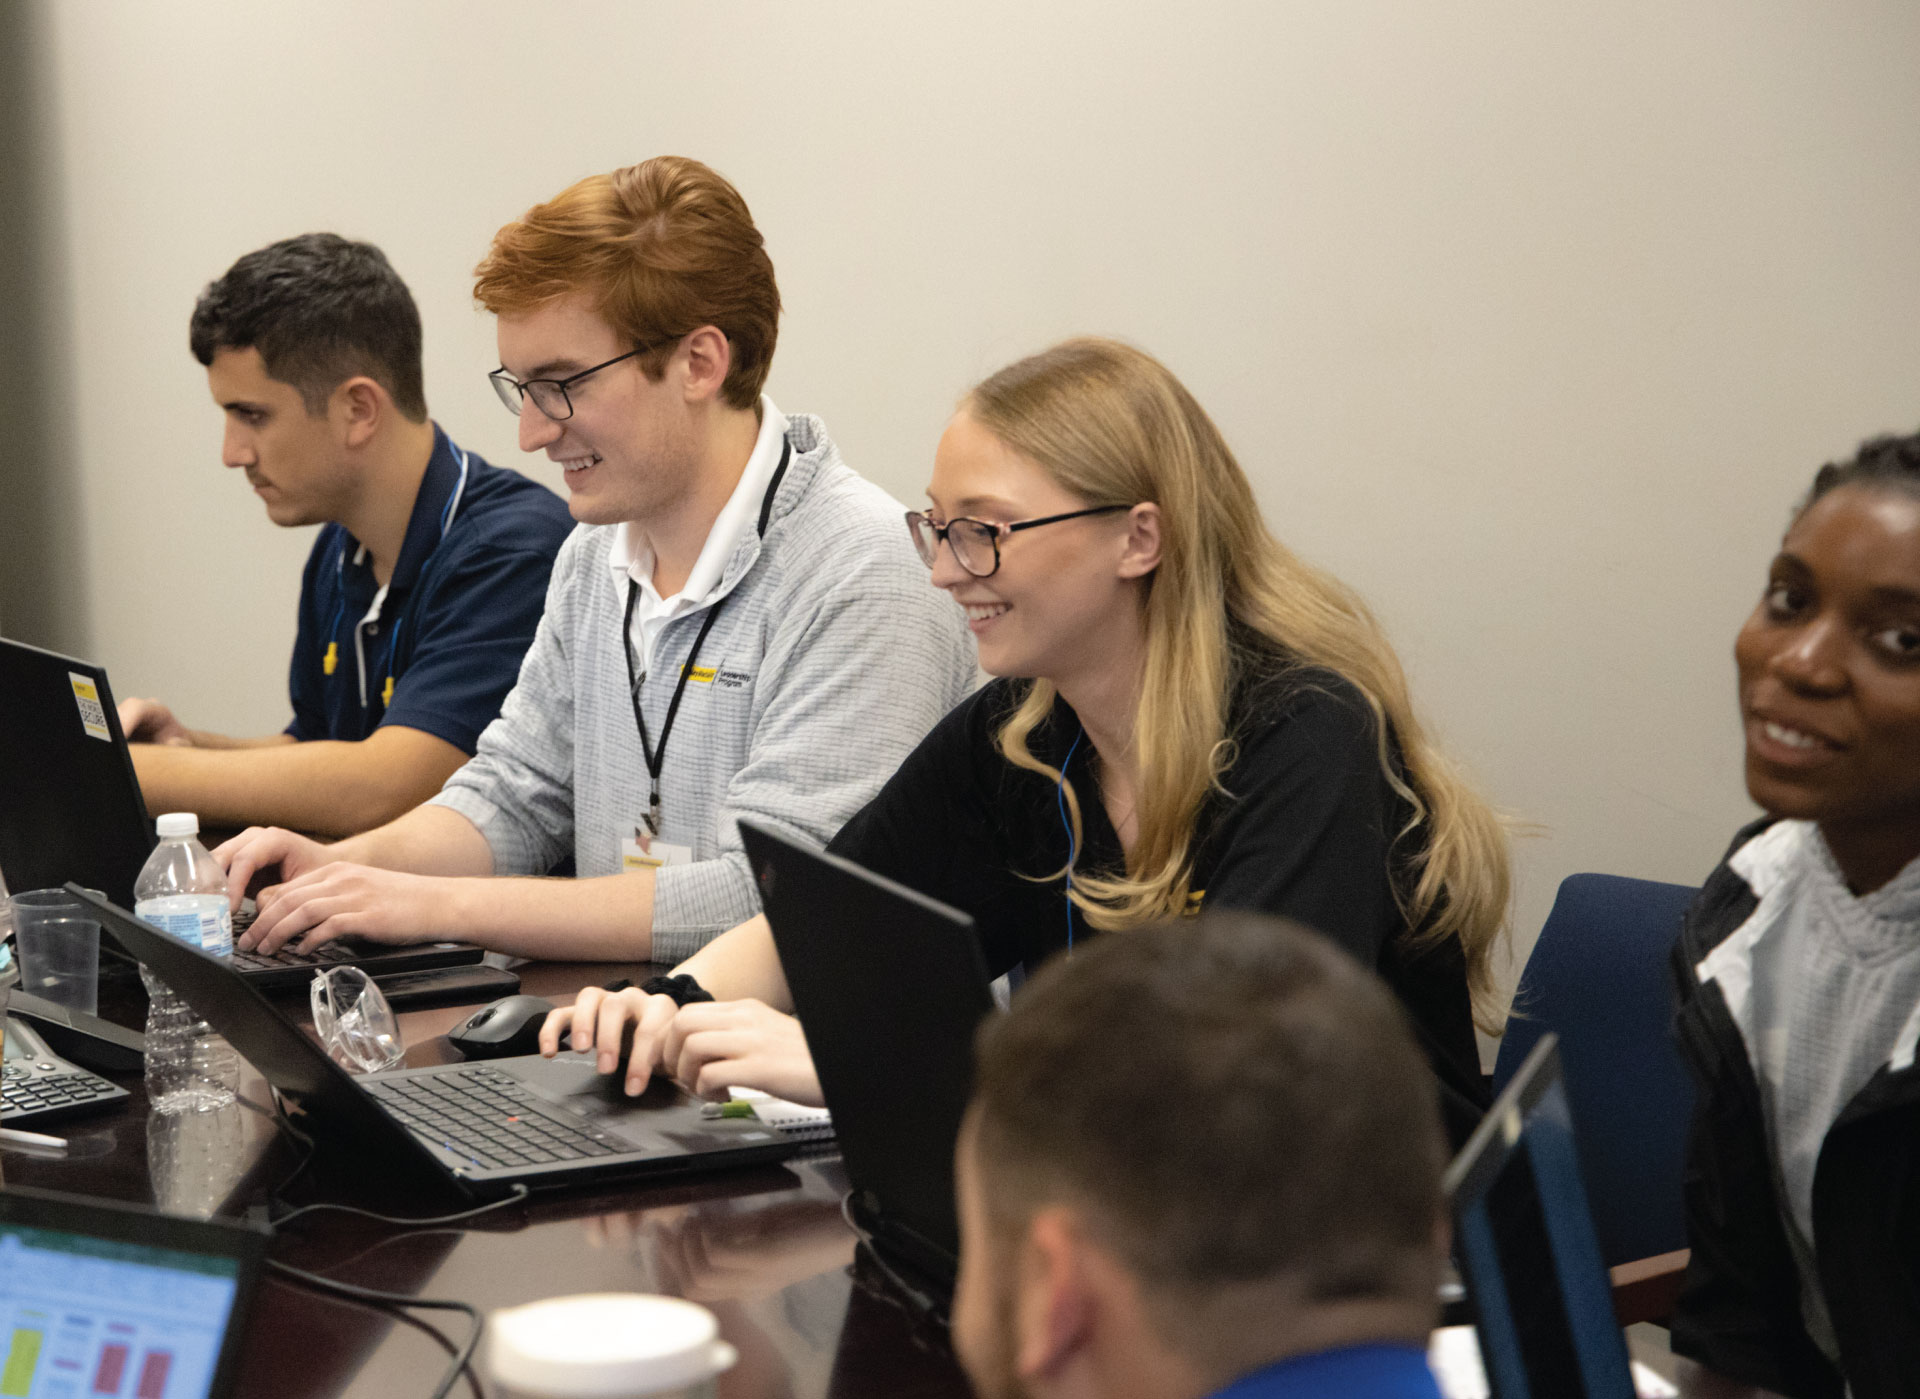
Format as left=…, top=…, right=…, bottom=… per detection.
left=286, top=425, right=574, bottom=754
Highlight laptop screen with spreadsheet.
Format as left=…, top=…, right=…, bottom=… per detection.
left=0, top=1186, right=266, bottom=1399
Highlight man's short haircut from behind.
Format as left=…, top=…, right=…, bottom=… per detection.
left=189, top=233, right=428, bottom=422
left=472, top=156, right=780, bottom=412
left=971, top=911, right=1447, bottom=1334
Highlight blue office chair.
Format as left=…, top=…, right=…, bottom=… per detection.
left=1492, top=873, right=1698, bottom=1269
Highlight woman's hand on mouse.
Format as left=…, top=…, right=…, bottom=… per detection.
left=539, top=986, right=678, bottom=1096
left=662, top=1000, right=824, bottom=1107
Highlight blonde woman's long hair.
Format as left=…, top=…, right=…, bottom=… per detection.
left=971, top=339, right=1510, bottom=1028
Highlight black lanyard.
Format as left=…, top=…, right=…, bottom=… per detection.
left=622, top=438, right=790, bottom=833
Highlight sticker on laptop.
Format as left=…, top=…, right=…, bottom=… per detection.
left=68, top=672, right=110, bottom=741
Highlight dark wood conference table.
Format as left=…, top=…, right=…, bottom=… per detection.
left=3, top=958, right=972, bottom=1399
left=3, top=955, right=1689, bottom=1398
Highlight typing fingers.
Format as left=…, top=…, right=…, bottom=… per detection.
left=248, top=889, right=355, bottom=955
left=623, top=994, right=678, bottom=1096
left=216, top=827, right=281, bottom=915
left=538, top=1003, right=578, bottom=1058
left=244, top=867, right=354, bottom=953
left=593, top=990, right=642, bottom=1077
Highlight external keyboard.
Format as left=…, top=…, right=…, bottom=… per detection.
left=364, top=1066, right=630, bottom=1171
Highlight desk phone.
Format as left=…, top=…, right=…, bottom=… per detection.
left=2, top=1012, right=129, bottom=1126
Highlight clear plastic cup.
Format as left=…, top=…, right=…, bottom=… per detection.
left=10, top=890, right=101, bottom=1016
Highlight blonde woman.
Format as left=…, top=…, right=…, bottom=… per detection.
left=542, top=338, right=1510, bottom=1144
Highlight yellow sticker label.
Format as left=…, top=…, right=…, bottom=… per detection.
left=68, top=672, right=110, bottom=741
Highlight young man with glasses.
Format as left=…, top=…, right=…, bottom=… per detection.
left=217, top=157, right=977, bottom=965
left=120, top=234, right=574, bottom=836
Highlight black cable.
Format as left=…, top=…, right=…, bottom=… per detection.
left=272, top=1184, right=529, bottom=1232
left=266, top=1258, right=483, bottom=1399
left=265, top=1094, right=321, bottom=1204
left=837, top=1191, right=948, bottom=1329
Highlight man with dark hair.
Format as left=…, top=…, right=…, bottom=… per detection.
left=119, top=233, right=574, bottom=836
left=956, top=911, right=1448, bottom=1399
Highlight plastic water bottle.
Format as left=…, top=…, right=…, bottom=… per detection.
left=133, top=813, right=239, bottom=1113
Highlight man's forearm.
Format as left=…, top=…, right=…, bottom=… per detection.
left=130, top=726, right=467, bottom=836
left=432, top=868, right=657, bottom=961
left=180, top=729, right=298, bottom=751
left=330, top=802, right=497, bottom=877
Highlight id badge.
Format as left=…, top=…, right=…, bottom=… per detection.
left=622, top=825, right=692, bottom=870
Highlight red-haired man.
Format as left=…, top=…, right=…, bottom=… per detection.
left=218, top=158, right=976, bottom=965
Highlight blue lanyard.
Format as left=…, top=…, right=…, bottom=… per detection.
left=322, top=447, right=470, bottom=710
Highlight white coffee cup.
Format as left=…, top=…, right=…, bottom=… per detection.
left=487, top=1293, right=738, bottom=1398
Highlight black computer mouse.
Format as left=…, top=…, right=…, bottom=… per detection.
left=446, top=994, right=556, bottom=1060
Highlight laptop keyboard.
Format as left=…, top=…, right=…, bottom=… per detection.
left=228, top=940, right=358, bottom=973
left=363, top=1066, right=631, bottom=1171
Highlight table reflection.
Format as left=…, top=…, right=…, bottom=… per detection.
left=148, top=1102, right=250, bottom=1218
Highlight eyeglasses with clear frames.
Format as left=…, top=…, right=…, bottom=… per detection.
left=488, top=334, right=681, bottom=421
left=904, top=504, right=1133, bottom=578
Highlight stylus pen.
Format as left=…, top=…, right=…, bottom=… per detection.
left=0, top=1127, right=68, bottom=1151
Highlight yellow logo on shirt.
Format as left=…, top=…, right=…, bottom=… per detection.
left=682, top=664, right=718, bottom=684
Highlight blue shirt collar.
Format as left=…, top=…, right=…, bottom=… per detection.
left=1207, top=1344, right=1441, bottom=1399
left=347, top=423, right=468, bottom=594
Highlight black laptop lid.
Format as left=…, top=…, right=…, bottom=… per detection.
left=0, top=639, right=154, bottom=906
left=65, top=886, right=446, bottom=1187
left=0, top=1182, right=268, bottom=1399
left=1445, top=1034, right=1635, bottom=1399
left=739, top=820, right=995, bottom=1268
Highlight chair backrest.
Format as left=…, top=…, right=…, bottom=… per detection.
left=1492, top=873, right=1697, bottom=1268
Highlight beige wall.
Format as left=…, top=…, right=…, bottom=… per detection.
left=14, top=1, right=1920, bottom=999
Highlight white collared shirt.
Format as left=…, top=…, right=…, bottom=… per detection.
left=608, top=395, right=788, bottom=678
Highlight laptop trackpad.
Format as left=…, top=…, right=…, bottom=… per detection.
left=493, top=1055, right=758, bottom=1153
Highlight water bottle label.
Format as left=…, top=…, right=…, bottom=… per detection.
left=134, top=896, right=233, bottom=958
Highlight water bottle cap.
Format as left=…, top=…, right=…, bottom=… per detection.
left=155, top=813, right=200, bottom=838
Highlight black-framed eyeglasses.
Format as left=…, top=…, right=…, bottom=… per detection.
left=904, top=504, right=1132, bottom=578
left=488, top=336, right=678, bottom=421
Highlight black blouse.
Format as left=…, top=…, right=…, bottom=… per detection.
left=828, top=670, right=1488, bottom=1143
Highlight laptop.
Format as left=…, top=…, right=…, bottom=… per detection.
left=738, top=819, right=996, bottom=1305
left=0, top=1183, right=268, bottom=1399
left=1445, top=1033, right=1636, bottom=1399
left=0, top=637, right=484, bottom=990
left=68, top=886, right=796, bottom=1200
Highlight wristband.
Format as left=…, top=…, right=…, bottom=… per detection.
left=601, top=973, right=715, bottom=1007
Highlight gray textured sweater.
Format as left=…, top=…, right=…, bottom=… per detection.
left=432, top=413, right=979, bottom=961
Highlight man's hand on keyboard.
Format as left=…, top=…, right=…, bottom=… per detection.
left=234, top=861, right=449, bottom=955
left=214, top=826, right=332, bottom=915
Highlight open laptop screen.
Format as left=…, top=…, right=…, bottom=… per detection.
left=0, top=639, right=154, bottom=907
left=1444, top=1034, right=1635, bottom=1399
left=0, top=1186, right=266, bottom=1399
